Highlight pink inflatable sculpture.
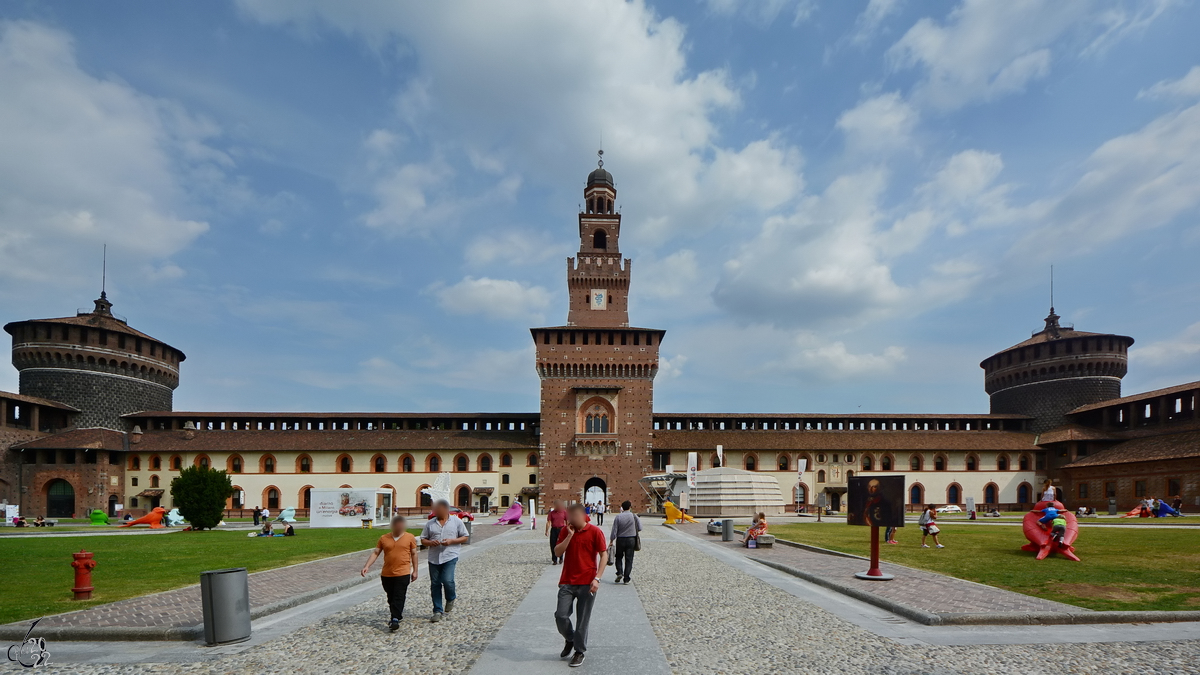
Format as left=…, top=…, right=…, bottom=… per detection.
left=1021, top=500, right=1080, bottom=562
left=495, top=502, right=523, bottom=525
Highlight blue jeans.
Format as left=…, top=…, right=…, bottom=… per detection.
left=428, top=558, right=458, bottom=613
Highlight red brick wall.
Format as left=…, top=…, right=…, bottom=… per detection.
left=1062, top=459, right=1198, bottom=513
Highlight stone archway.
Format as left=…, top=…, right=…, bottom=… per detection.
left=46, top=479, right=74, bottom=518
left=583, top=476, right=607, bottom=507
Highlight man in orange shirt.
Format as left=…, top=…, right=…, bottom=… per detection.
left=362, top=515, right=419, bottom=631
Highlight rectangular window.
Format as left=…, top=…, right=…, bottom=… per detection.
left=621, top=333, right=627, bottom=345
left=63, top=450, right=75, bottom=464
left=99, top=331, right=108, bottom=346
left=652, top=451, right=670, bottom=471
left=557, top=331, right=563, bottom=345
left=1168, top=478, right=1182, bottom=496
left=1078, top=483, right=1089, bottom=498
left=79, top=328, right=88, bottom=344
left=569, top=332, right=576, bottom=345
left=1134, top=480, right=1147, bottom=497
left=1105, top=481, right=1117, bottom=498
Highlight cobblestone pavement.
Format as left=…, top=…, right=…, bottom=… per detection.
left=11, top=524, right=515, bottom=630
left=635, top=524, right=1200, bottom=675
left=671, top=522, right=1079, bottom=615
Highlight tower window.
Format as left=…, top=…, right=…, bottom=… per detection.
left=593, top=229, right=607, bottom=249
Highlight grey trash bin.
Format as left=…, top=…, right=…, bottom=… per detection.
left=1108, top=498, right=1118, bottom=516
left=200, top=567, right=251, bottom=646
left=721, top=519, right=734, bottom=542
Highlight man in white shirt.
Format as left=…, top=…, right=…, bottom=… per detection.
left=261, top=507, right=270, bottom=522
left=420, top=500, right=469, bottom=622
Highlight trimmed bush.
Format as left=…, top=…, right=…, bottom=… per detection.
left=170, top=466, right=233, bottom=530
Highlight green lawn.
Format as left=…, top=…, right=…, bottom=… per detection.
left=0, top=528, right=410, bottom=624
left=769, top=522, right=1200, bottom=612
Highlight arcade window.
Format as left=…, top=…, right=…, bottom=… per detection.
left=151, top=456, right=161, bottom=470
left=429, top=456, right=440, bottom=472
left=150, top=475, right=159, bottom=488
left=966, top=456, right=977, bottom=471
left=264, top=457, right=275, bottom=473
left=778, top=455, right=789, bottom=471
left=480, top=456, right=492, bottom=472
left=456, top=456, right=468, bottom=472
left=402, top=456, right=413, bottom=472
left=881, top=456, right=892, bottom=471
left=745, top=456, right=756, bottom=471
left=528, top=453, right=538, bottom=466
left=232, top=457, right=242, bottom=473
left=340, top=456, right=352, bottom=473
left=172, top=456, right=182, bottom=470
left=300, top=456, right=311, bottom=473
left=934, top=456, right=946, bottom=471
left=375, top=456, right=386, bottom=473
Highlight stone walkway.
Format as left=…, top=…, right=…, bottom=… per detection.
left=671, top=522, right=1079, bottom=619
left=4, top=523, right=515, bottom=634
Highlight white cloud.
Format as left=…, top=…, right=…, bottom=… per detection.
left=429, top=276, right=551, bottom=322
left=1139, top=65, right=1200, bottom=100
left=782, top=337, right=907, bottom=379
left=0, top=21, right=210, bottom=288
left=836, top=92, right=917, bottom=154
left=238, top=1, right=803, bottom=246
left=464, top=230, right=562, bottom=268
left=849, top=0, right=903, bottom=46
left=706, top=0, right=817, bottom=27
left=657, top=353, right=688, bottom=379
left=637, top=250, right=701, bottom=300
left=1131, top=321, right=1200, bottom=367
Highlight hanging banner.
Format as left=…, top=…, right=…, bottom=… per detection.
left=687, top=452, right=698, bottom=488
left=716, top=445, right=724, bottom=468
left=797, top=458, right=807, bottom=481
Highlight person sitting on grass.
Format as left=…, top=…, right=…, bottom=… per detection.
left=741, top=513, right=767, bottom=546
left=284, top=522, right=296, bottom=536
left=1049, top=513, right=1067, bottom=545
left=260, top=521, right=273, bottom=537
left=34, top=516, right=45, bottom=527
left=919, top=505, right=944, bottom=549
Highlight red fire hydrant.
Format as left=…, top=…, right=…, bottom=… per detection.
left=71, top=550, right=97, bottom=600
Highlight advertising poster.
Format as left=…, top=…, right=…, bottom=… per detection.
left=846, top=476, right=905, bottom=527
left=687, top=452, right=697, bottom=488
left=310, top=488, right=381, bottom=528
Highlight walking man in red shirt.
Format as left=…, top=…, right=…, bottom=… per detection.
left=553, top=503, right=608, bottom=668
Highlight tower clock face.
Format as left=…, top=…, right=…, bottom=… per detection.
left=590, top=289, right=606, bottom=310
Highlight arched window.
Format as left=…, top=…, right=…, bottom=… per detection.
left=150, top=475, right=159, bottom=488
left=846, top=470, right=854, bottom=480
left=528, top=453, right=538, bottom=467
left=418, top=485, right=432, bottom=507
left=984, top=483, right=998, bottom=504
left=1019, top=454, right=1030, bottom=471
left=500, top=453, right=512, bottom=467
left=374, top=455, right=386, bottom=473
left=947, top=483, right=961, bottom=504
left=997, top=455, right=1009, bottom=471
left=402, top=455, right=414, bottom=472
left=965, top=455, right=977, bottom=471
left=299, top=455, right=312, bottom=473
left=794, top=483, right=807, bottom=505
left=266, top=488, right=279, bottom=510
left=197, top=455, right=210, bottom=469
left=909, top=455, right=922, bottom=471
left=229, top=455, right=243, bottom=474
left=339, top=455, right=352, bottom=473
left=231, top=487, right=244, bottom=509
left=130, top=455, right=140, bottom=471
left=457, top=485, right=471, bottom=508
left=262, top=455, right=275, bottom=474
left=479, top=455, right=492, bottom=472
left=150, top=455, right=161, bottom=470
left=910, top=484, right=924, bottom=505
left=934, top=455, right=946, bottom=471
left=745, top=455, right=757, bottom=471
left=1017, top=482, right=1032, bottom=504
left=301, top=487, right=312, bottom=509
left=528, top=473, right=537, bottom=485
left=593, top=229, right=607, bottom=249
left=171, top=456, right=182, bottom=470
left=455, top=455, right=468, bottom=472
left=778, top=455, right=789, bottom=471
left=429, top=455, right=441, bottom=472
left=711, top=453, right=721, bottom=468
left=861, top=455, right=873, bottom=471
left=817, top=470, right=826, bottom=483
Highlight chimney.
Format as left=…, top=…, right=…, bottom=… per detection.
left=182, top=420, right=196, bottom=441
left=130, top=425, right=143, bottom=444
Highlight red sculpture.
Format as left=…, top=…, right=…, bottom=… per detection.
left=71, top=550, right=97, bottom=600
left=118, top=506, right=167, bottom=529
left=1021, top=500, right=1080, bottom=562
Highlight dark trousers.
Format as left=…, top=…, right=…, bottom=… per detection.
left=555, top=584, right=596, bottom=653
left=380, top=574, right=410, bottom=620
left=253, top=512, right=260, bottom=525
left=596, top=512, right=604, bottom=526
left=614, top=536, right=637, bottom=580
left=549, top=527, right=563, bottom=562
left=429, top=559, right=457, bottom=613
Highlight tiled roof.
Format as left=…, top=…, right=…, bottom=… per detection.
left=1063, top=429, right=1200, bottom=468
left=0, top=390, right=79, bottom=411
left=125, top=411, right=539, bottom=419
left=1068, top=380, right=1200, bottom=415
left=651, top=430, right=1037, bottom=452
left=1034, top=424, right=1118, bottom=445
left=1006, top=328, right=1110, bottom=350
left=14, top=428, right=127, bottom=451
left=5, top=313, right=161, bottom=343
left=654, top=412, right=1030, bottom=420
left=126, top=429, right=539, bottom=453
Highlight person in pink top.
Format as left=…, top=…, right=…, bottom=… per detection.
left=545, top=499, right=569, bottom=564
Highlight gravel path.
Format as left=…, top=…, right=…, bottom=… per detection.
left=633, top=525, right=1200, bottom=675
left=5, top=531, right=547, bottom=675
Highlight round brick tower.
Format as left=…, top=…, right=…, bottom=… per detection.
left=981, top=308, right=1132, bottom=433
left=4, top=294, right=184, bottom=430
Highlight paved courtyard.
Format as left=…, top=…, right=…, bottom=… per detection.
left=3, top=524, right=1199, bottom=674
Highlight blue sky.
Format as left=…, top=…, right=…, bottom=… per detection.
left=1, top=0, right=1198, bottom=415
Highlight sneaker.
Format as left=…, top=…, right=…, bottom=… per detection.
left=445, top=599, right=455, bottom=614
left=623, top=577, right=630, bottom=584
left=431, top=612, right=443, bottom=623
left=560, top=641, right=574, bottom=658
left=389, top=618, right=399, bottom=632
left=936, top=544, right=945, bottom=549
left=921, top=544, right=930, bottom=548
left=569, top=652, right=586, bottom=667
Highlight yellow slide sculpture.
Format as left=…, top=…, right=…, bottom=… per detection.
left=663, top=501, right=696, bottom=524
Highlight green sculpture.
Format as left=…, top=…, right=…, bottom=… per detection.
left=89, top=509, right=109, bottom=525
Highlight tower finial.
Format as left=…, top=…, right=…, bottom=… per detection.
left=1049, top=264, right=1054, bottom=314
left=101, top=243, right=107, bottom=299
left=597, top=147, right=603, bottom=169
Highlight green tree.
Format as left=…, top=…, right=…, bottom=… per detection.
left=170, top=466, right=233, bottom=530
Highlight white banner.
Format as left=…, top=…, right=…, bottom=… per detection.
left=796, top=458, right=807, bottom=480
left=310, top=488, right=382, bottom=528
left=687, top=452, right=698, bottom=488
left=716, top=445, right=724, bottom=467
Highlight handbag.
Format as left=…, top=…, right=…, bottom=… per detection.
left=927, top=524, right=940, bottom=535
left=634, top=534, right=642, bottom=551
left=606, top=543, right=615, bottom=565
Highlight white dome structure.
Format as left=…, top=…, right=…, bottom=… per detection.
left=688, top=467, right=786, bottom=517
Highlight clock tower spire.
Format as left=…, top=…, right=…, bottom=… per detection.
left=567, top=150, right=630, bottom=327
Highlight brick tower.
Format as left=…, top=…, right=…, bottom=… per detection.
left=981, top=307, right=1132, bottom=434
left=4, top=293, right=185, bottom=430
left=532, top=153, right=665, bottom=511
